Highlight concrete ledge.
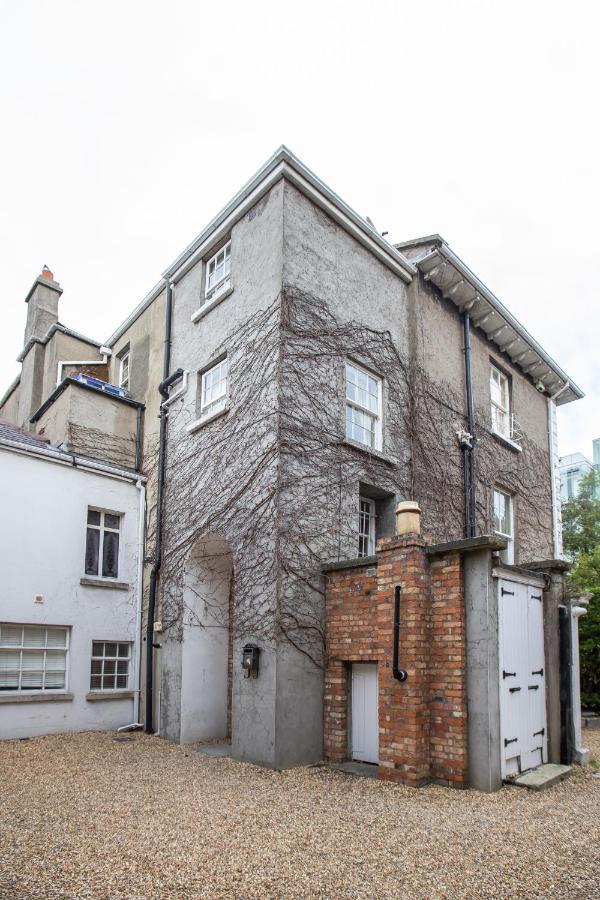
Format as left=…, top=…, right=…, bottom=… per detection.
left=86, top=691, right=134, bottom=702
left=522, top=559, right=571, bottom=573
left=0, top=692, right=74, bottom=705
left=80, top=577, right=130, bottom=591
left=322, top=555, right=376, bottom=573
left=426, top=534, right=507, bottom=557
left=339, top=439, right=398, bottom=467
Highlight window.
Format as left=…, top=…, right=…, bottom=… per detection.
left=0, top=624, right=68, bottom=692
left=490, top=364, right=511, bottom=438
left=493, top=488, right=514, bottom=564
left=345, top=362, right=382, bottom=450
left=118, top=350, right=130, bottom=391
left=85, top=509, right=121, bottom=578
left=205, top=241, right=231, bottom=304
left=358, top=497, right=376, bottom=557
left=200, top=358, right=228, bottom=419
left=90, top=641, right=131, bottom=691
left=566, top=469, right=578, bottom=500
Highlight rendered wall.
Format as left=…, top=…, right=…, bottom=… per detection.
left=0, top=447, right=140, bottom=739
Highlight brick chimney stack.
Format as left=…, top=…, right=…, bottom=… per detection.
left=23, top=265, right=63, bottom=345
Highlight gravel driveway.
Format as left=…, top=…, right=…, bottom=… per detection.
left=1, top=730, right=599, bottom=899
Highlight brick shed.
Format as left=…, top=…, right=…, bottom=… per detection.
left=323, top=504, right=568, bottom=791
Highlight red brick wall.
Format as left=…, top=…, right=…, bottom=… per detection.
left=324, top=536, right=468, bottom=787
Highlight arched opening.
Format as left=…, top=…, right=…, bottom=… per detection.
left=180, top=533, right=233, bottom=745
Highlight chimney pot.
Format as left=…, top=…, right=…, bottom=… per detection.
left=395, top=500, right=421, bottom=536
left=41, top=265, right=54, bottom=281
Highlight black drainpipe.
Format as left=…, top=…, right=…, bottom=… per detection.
left=463, top=312, right=477, bottom=539
left=393, top=586, right=408, bottom=682
left=145, top=279, right=184, bottom=734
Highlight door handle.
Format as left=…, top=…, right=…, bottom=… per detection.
left=509, top=687, right=521, bottom=693
left=503, top=670, right=516, bottom=679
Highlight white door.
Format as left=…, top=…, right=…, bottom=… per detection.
left=351, top=663, right=379, bottom=764
left=498, top=576, right=547, bottom=778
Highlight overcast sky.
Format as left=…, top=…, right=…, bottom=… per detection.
left=0, top=0, right=597, bottom=457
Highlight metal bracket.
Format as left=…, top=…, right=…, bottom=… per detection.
left=503, top=670, right=516, bottom=679
left=533, top=728, right=545, bottom=737
left=531, top=668, right=544, bottom=676
left=504, top=737, right=518, bottom=747
left=509, top=687, right=521, bottom=693
left=528, top=685, right=539, bottom=691
left=501, top=588, right=515, bottom=596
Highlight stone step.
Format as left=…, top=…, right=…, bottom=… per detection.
left=512, top=763, right=572, bottom=791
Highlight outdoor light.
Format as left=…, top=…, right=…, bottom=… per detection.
left=242, top=644, right=260, bottom=678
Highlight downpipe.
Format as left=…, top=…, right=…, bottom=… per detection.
left=462, top=311, right=477, bottom=539
left=393, top=586, right=408, bottom=682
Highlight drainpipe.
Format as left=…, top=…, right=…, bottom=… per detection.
left=462, top=312, right=476, bottom=538
left=547, top=381, right=570, bottom=558
left=145, top=279, right=184, bottom=734
left=393, top=587, right=408, bottom=682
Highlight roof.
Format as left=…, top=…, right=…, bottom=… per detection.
left=398, top=236, right=583, bottom=406
left=17, top=322, right=103, bottom=363
left=0, top=374, right=20, bottom=408
left=0, top=421, right=52, bottom=450
left=30, top=376, right=144, bottom=424
left=106, top=145, right=417, bottom=345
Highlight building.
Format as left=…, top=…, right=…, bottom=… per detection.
left=0, top=422, right=144, bottom=739
left=559, top=438, right=600, bottom=501
left=0, top=148, right=587, bottom=785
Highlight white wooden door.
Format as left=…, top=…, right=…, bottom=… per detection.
left=498, top=576, right=547, bottom=778
left=351, top=663, right=379, bottom=764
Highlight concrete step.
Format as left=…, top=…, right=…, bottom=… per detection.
left=512, top=763, right=572, bottom=791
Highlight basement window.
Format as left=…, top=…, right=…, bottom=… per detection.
left=0, top=624, right=68, bottom=693
left=90, top=641, right=131, bottom=691
left=85, top=509, right=121, bottom=579
left=493, top=487, right=514, bottom=564
left=345, top=361, right=382, bottom=451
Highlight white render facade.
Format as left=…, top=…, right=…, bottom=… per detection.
left=0, top=427, right=144, bottom=740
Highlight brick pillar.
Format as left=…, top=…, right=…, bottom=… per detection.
left=376, top=534, right=431, bottom=786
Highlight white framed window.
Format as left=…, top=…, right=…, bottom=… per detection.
left=118, top=350, right=130, bottom=391
left=90, top=641, right=131, bottom=691
left=493, top=487, right=514, bottom=564
left=85, top=509, right=121, bottom=578
left=205, top=241, right=231, bottom=304
left=490, top=364, right=511, bottom=438
left=200, top=358, right=228, bottom=420
left=345, top=361, right=383, bottom=451
left=358, top=497, right=376, bottom=557
left=0, top=624, right=68, bottom=693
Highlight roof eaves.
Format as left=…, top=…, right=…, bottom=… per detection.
left=17, top=323, right=103, bottom=363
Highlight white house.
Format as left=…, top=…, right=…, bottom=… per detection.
left=0, top=422, right=144, bottom=739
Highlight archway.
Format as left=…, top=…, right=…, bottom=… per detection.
left=180, top=533, right=233, bottom=745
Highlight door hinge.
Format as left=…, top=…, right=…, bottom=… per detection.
left=531, top=668, right=544, bottom=676
left=528, top=685, right=539, bottom=691
left=503, top=670, right=516, bottom=679
left=533, top=728, right=545, bottom=737
left=531, top=594, right=542, bottom=601
left=504, top=737, right=518, bottom=747
left=509, top=687, right=521, bottom=693
left=501, top=588, right=515, bottom=596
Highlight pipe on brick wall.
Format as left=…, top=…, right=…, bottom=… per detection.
left=393, top=586, right=408, bottom=682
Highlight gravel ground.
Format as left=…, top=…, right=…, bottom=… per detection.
left=1, top=730, right=599, bottom=900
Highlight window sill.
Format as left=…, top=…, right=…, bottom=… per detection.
left=80, top=577, right=130, bottom=591
left=191, top=285, right=234, bottom=323
left=340, top=438, right=398, bottom=467
left=186, top=406, right=229, bottom=434
left=0, top=692, right=74, bottom=705
left=86, top=690, right=134, bottom=702
left=491, top=429, right=522, bottom=453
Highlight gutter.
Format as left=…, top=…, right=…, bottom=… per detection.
left=56, top=345, right=112, bottom=387
left=0, top=436, right=145, bottom=483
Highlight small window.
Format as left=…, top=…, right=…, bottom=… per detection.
left=200, top=359, right=228, bottom=420
left=490, top=364, right=511, bottom=438
left=85, top=509, right=121, bottom=578
left=345, top=362, right=382, bottom=451
left=493, top=488, right=514, bottom=564
left=118, top=350, right=130, bottom=391
left=90, top=641, right=131, bottom=691
left=0, top=624, right=68, bottom=693
left=358, top=497, right=376, bottom=557
left=205, top=241, right=231, bottom=304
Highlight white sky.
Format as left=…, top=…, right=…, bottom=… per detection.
left=0, top=0, right=598, bottom=457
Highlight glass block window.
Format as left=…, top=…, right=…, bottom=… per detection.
left=358, top=497, right=376, bottom=557
left=493, top=487, right=514, bottom=564
left=0, top=624, right=68, bottom=692
left=205, top=241, right=231, bottom=303
left=345, top=362, right=382, bottom=450
left=90, top=641, right=131, bottom=691
left=200, top=359, right=228, bottom=419
left=490, top=365, right=511, bottom=438
left=85, top=509, right=121, bottom=578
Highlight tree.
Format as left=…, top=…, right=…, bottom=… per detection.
left=562, top=469, right=600, bottom=710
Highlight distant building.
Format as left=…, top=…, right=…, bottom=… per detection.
left=560, top=438, right=600, bottom=501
